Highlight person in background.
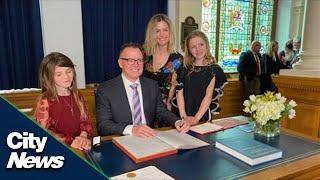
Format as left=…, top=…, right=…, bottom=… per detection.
left=96, top=43, right=189, bottom=137
left=293, top=37, right=301, bottom=54
left=279, top=40, right=295, bottom=69
left=143, top=14, right=182, bottom=115
left=260, top=40, right=281, bottom=94
left=291, top=37, right=302, bottom=66
left=176, top=31, right=227, bottom=126
left=237, top=40, right=262, bottom=98
left=34, top=52, right=93, bottom=151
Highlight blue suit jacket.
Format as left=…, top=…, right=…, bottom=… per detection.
left=96, top=75, right=179, bottom=136
left=237, top=50, right=261, bottom=81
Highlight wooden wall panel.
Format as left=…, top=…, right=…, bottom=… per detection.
left=1, top=88, right=98, bottom=135
left=214, top=79, right=245, bottom=119
left=273, top=75, right=320, bottom=140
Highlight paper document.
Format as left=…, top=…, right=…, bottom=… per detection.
left=191, top=116, right=249, bottom=135
left=111, top=166, right=174, bottom=180
left=113, top=135, right=174, bottom=160
left=156, top=129, right=210, bottom=149
left=190, top=122, right=223, bottom=135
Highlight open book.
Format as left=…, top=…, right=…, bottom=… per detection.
left=190, top=116, right=249, bottom=135
left=111, top=166, right=174, bottom=180
left=215, top=136, right=282, bottom=166
left=112, top=129, right=209, bottom=163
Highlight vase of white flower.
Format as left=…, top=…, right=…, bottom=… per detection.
left=243, top=91, right=297, bottom=138
left=254, top=120, right=280, bottom=138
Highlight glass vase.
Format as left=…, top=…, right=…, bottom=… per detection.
left=254, top=120, right=280, bottom=138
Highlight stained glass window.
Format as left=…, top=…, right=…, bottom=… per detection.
left=255, top=0, right=274, bottom=54
left=201, top=0, right=217, bottom=56
left=219, top=0, right=254, bottom=72
left=201, top=0, right=275, bottom=73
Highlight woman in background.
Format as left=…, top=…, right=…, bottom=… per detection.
left=260, top=40, right=281, bottom=93
left=176, top=31, right=227, bottom=126
left=34, top=52, right=92, bottom=151
left=279, top=40, right=294, bottom=69
left=143, top=14, right=182, bottom=114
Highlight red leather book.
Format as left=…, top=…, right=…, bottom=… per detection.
left=112, top=129, right=209, bottom=163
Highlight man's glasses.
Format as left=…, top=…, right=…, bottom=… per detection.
left=120, top=58, right=144, bottom=65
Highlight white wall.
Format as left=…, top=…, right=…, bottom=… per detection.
left=176, top=0, right=202, bottom=52
left=275, top=0, right=304, bottom=51
left=275, top=0, right=291, bottom=51
left=162, top=0, right=204, bottom=53
left=290, top=0, right=304, bottom=39
left=40, top=0, right=85, bottom=88
left=168, top=0, right=180, bottom=51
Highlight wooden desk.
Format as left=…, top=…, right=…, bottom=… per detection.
left=245, top=128, right=320, bottom=179
left=93, top=128, right=320, bottom=179
left=245, top=154, right=320, bottom=179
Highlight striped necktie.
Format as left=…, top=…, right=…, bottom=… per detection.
left=130, top=83, right=142, bottom=125
left=254, top=53, right=261, bottom=76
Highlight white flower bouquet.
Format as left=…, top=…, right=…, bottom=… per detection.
left=243, top=91, right=297, bottom=126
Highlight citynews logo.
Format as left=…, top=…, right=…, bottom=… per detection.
left=6, top=132, right=64, bottom=169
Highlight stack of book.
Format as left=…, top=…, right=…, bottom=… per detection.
left=215, top=136, right=283, bottom=166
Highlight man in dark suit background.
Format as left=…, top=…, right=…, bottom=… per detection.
left=237, top=40, right=262, bottom=98
left=96, top=43, right=189, bottom=137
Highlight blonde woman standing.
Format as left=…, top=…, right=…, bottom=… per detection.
left=143, top=14, right=182, bottom=113
left=260, top=41, right=281, bottom=93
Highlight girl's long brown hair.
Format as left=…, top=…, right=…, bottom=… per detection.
left=39, top=52, right=87, bottom=119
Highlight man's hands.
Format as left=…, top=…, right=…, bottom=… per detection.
left=132, top=122, right=190, bottom=138
left=175, top=119, right=190, bottom=133
left=183, top=116, right=199, bottom=126
left=132, top=125, right=156, bottom=138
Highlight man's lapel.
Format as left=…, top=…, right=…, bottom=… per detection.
left=117, top=75, right=132, bottom=119
left=140, top=78, right=150, bottom=124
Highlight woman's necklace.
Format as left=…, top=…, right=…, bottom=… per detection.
left=61, top=95, right=74, bottom=116
left=152, top=53, right=169, bottom=72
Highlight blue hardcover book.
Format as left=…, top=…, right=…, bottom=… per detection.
left=215, top=137, right=282, bottom=166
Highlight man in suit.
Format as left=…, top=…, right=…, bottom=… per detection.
left=237, top=40, right=262, bottom=98
left=96, top=43, right=189, bottom=137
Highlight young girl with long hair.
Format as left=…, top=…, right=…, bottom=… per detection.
left=34, top=52, right=92, bottom=150
left=176, top=31, right=227, bottom=125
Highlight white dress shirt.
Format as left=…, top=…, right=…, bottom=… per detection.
left=121, top=73, right=146, bottom=135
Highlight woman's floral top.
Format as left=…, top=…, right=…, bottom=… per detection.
left=143, top=52, right=182, bottom=99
